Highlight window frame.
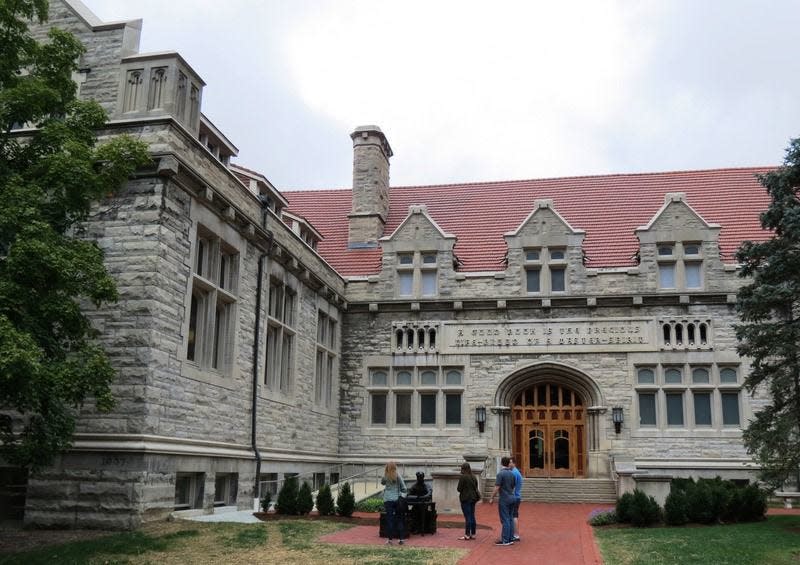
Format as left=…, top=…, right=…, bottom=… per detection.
left=524, top=246, right=568, bottom=295
left=396, top=251, right=438, bottom=298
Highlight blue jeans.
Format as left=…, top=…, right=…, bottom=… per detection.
left=384, top=500, right=405, bottom=540
left=498, top=498, right=514, bottom=543
left=461, top=500, right=477, bottom=536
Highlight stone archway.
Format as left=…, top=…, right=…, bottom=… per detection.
left=492, top=362, right=607, bottom=478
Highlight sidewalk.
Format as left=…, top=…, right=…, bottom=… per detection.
left=319, top=502, right=608, bottom=565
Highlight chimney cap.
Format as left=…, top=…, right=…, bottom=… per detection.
left=350, top=125, right=393, bottom=157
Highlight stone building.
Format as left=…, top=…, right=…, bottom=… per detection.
left=1, top=0, right=774, bottom=528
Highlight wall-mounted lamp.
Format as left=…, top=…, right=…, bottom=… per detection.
left=475, top=405, right=487, bottom=433
left=612, top=406, right=624, bottom=434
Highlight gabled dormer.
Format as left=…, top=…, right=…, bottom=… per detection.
left=504, top=199, right=586, bottom=296
left=379, top=205, right=457, bottom=298
left=635, top=192, right=721, bottom=292
left=230, top=164, right=289, bottom=216
left=282, top=211, right=323, bottom=250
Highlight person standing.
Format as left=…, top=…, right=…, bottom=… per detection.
left=381, top=461, right=407, bottom=545
left=456, top=462, right=479, bottom=540
left=489, top=455, right=516, bottom=546
left=509, top=457, right=523, bottom=541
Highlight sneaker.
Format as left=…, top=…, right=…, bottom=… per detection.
left=398, top=540, right=405, bottom=545
left=385, top=539, right=393, bottom=545
left=513, top=535, right=521, bottom=541
left=495, top=540, right=513, bottom=546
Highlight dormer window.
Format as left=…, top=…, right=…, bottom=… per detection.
left=657, top=242, right=703, bottom=290
left=525, top=247, right=567, bottom=294
left=396, top=252, right=438, bottom=298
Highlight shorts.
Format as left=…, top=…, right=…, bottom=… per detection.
left=511, top=499, right=521, bottom=518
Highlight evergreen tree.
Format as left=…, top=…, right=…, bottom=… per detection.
left=736, top=137, right=800, bottom=488
left=336, top=481, right=355, bottom=517
left=276, top=476, right=299, bottom=515
left=0, top=1, right=149, bottom=469
left=315, top=483, right=335, bottom=516
left=296, top=481, right=314, bottom=515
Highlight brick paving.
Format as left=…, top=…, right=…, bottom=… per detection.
left=319, top=502, right=609, bottom=564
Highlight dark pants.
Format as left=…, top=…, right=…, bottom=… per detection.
left=384, top=500, right=405, bottom=540
left=498, top=498, right=514, bottom=543
left=461, top=500, right=477, bottom=536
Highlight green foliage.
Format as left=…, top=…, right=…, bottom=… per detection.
left=667, top=477, right=767, bottom=525
left=588, top=510, right=617, bottom=526
left=315, top=483, right=336, bottom=516
left=259, top=491, right=271, bottom=513
left=336, top=481, right=355, bottom=517
left=354, top=496, right=384, bottom=513
left=0, top=0, right=150, bottom=469
left=296, top=481, right=314, bottom=515
left=663, top=488, right=689, bottom=526
left=276, top=476, right=299, bottom=515
left=628, top=489, right=662, bottom=528
left=615, top=491, right=635, bottom=523
left=735, top=137, right=800, bottom=488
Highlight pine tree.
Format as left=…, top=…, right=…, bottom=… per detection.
left=315, top=484, right=335, bottom=516
left=736, top=137, right=800, bottom=488
left=297, top=481, right=314, bottom=515
left=276, top=476, right=299, bottom=515
left=336, top=481, right=355, bottom=517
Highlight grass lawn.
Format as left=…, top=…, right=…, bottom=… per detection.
left=595, top=515, right=800, bottom=565
left=0, top=519, right=465, bottom=565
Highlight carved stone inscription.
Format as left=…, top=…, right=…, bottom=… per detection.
left=439, top=318, right=657, bottom=354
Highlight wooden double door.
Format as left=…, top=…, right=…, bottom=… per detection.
left=512, top=383, right=586, bottom=478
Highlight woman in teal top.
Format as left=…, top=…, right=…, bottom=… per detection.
left=381, top=460, right=407, bottom=544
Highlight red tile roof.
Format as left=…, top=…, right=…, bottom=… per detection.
left=283, top=167, right=774, bottom=277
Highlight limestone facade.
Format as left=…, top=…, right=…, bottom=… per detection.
left=2, top=0, right=772, bottom=529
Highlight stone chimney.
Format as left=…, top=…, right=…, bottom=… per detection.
left=349, top=125, right=393, bottom=246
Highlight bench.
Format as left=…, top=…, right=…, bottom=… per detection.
left=774, top=491, right=800, bottom=509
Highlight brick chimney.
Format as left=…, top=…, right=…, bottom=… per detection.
left=349, top=125, right=392, bottom=246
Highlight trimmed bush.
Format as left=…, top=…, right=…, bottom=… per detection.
left=297, top=481, right=314, bottom=515
left=315, top=484, right=336, bottom=516
left=629, top=489, right=661, bottom=527
left=615, top=491, right=635, bottom=523
left=664, top=489, right=689, bottom=526
left=354, top=497, right=384, bottom=513
left=276, top=476, right=299, bottom=515
left=738, top=483, right=767, bottom=522
left=260, top=492, right=272, bottom=513
left=687, top=480, right=715, bottom=524
left=336, top=481, right=355, bottom=517
left=588, top=510, right=617, bottom=526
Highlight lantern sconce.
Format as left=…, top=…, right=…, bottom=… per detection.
left=612, top=406, right=624, bottom=434
left=475, top=405, right=487, bottom=433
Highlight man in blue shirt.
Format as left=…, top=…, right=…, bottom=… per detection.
left=489, top=455, right=516, bottom=545
left=510, top=457, right=523, bottom=541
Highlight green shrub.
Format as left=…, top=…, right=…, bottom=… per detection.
left=687, top=480, right=715, bottom=524
left=315, top=484, right=336, bottom=516
left=354, top=497, right=384, bottom=513
left=615, top=491, right=635, bottom=523
left=276, top=476, right=299, bottom=515
left=336, top=481, right=355, bottom=517
left=629, top=489, right=661, bottom=527
left=297, top=481, right=314, bottom=515
left=738, top=483, right=767, bottom=522
left=664, top=489, right=689, bottom=526
left=260, top=492, right=272, bottom=513
left=588, top=510, right=617, bottom=526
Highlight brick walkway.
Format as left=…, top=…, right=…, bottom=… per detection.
left=319, top=502, right=609, bottom=564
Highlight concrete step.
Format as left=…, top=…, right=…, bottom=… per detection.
left=483, top=478, right=618, bottom=504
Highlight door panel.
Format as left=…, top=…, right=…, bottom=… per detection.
left=512, top=383, right=586, bottom=478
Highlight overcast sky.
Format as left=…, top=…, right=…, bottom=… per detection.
left=85, top=0, right=799, bottom=190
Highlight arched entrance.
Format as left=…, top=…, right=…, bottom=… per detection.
left=495, top=361, right=604, bottom=479
left=512, top=383, right=585, bottom=478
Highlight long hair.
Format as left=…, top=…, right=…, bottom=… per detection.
left=461, top=462, right=472, bottom=475
left=385, top=460, right=397, bottom=482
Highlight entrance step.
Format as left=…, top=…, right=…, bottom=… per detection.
left=484, top=478, right=618, bottom=504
